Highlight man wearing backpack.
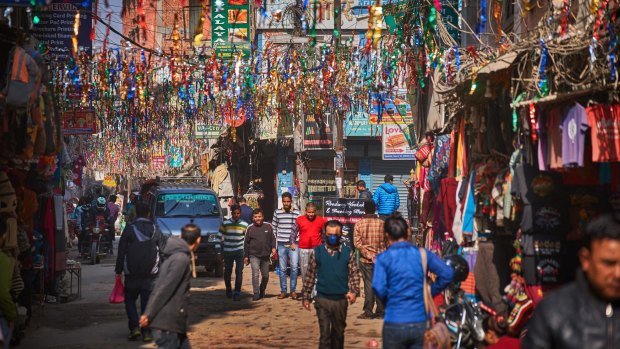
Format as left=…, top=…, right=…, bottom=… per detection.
left=115, top=202, right=167, bottom=342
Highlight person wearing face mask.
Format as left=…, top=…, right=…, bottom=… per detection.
left=373, top=213, right=454, bottom=349
left=301, top=220, right=360, bottom=349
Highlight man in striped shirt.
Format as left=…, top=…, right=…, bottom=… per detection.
left=272, top=192, right=300, bottom=299
left=218, top=205, right=249, bottom=301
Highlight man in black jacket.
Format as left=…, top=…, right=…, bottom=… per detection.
left=523, top=214, right=620, bottom=349
left=244, top=208, right=276, bottom=301
left=140, top=223, right=201, bottom=349
left=115, top=202, right=166, bottom=342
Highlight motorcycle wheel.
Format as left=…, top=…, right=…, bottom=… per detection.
left=91, top=241, right=98, bottom=265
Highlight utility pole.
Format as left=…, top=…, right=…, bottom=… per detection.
left=333, top=0, right=344, bottom=198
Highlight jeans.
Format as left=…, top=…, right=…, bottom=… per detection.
left=359, top=263, right=384, bottom=316
left=224, top=251, right=244, bottom=294
left=0, top=316, right=10, bottom=349
left=315, top=297, right=348, bottom=349
left=277, top=244, right=299, bottom=293
left=124, top=277, right=154, bottom=333
left=249, top=256, right=270, bottom=295
left=382, top=322, right=426, bottom=349
left=156, top=331, right=191, bottom=349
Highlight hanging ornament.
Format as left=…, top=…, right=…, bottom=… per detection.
left=529, top=103, right=537, bottom=143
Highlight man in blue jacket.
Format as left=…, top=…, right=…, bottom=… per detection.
left=373, top=175, right=400, bottom=220
left=373, top=214, right=454, bottom=348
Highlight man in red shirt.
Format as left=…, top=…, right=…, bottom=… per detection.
left=290, top=202, right=325, bottom=291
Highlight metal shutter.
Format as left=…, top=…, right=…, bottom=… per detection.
left=370, top=160, right=414, bottom=220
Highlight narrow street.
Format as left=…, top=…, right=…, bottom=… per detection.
left=21, top=243, right=383, bottom=349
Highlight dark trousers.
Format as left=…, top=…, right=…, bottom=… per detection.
left=249, top=256, right=270, bottom=295
left=156, top=331, right=191, bottom=349
left=224, top=251, right=244, bottom=293
left=314, top=297, right=349, bottom=349
left=359, top=263, right=384, bottom=316
left=124, top=277, right=154, bottom=333
left=382, top=322, right=426, bottom=349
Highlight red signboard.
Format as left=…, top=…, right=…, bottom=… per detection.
left=62, top=109, right=97, bottom=134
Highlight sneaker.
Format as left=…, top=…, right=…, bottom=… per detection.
left=127, top=328, right=141, bottom=341
left=357, top=313, right=373, bottom=320
left=226, top=290, right=233, bottom=298
left=278, top=292, right=288, bottom=299
left=142, top=332, right=153, bottom=342
left=290, top=291, right=298, bottom=300
left=259, top=290, right=265, bottom=299
left=233, top=292, right=241, bottom=301
left=252, top=294, right=261, bottom=301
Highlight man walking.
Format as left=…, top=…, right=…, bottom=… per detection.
left=140, top=224, right=201, bottom=349
left=302, top=220, right=360, bottom=349
left=107, top=194, right=120, bottom=234
left=244, top=208, right=276, bottom=301
left=353, top=200, right=386, bottom=319
left=238, top=197, right=254, bottom=224
left=373, top=175, right=400, bottom=219
left=356, top=180, right=373, bottom=202
left=272, top=192, right=300, bottom=299
left=218, top=205, right=249, bottom=301
left=290, top=202, right=325, bottom=284
left=115, top=202, right=166, bottom=342
left=522, top=214, right=620, bottom=348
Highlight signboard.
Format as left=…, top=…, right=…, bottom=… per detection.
left=30, top=0, right=92, bottom=59
left=195, top=123, right=225, bottom=139
left=211, top=0, right=251, bottom=60
left=382, top=124, right=416, bottom=160
left=256, top=0, right=392, bottom=30
left=440, top=0, right=461, bottom=43
left=323, top=198, right=365, bottom=244
left=304, top=113, right=334, bottom=150
left=257, top=114, right=278, bottom=139
left=369, top=94, right=414, bottom=125
left=62, top=109, right=96, bottom=134
left=345, top=110, right=382, bottom=137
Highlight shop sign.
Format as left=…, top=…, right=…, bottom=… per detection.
left=195, top=123, right=225, bottom=139
left=323, top=198, right=365, bottom=243
left=304, top=113, right=334, bottom=150
left=344, top=110, right=382, bottom=137
left=257, top=114, right=278, bottom=140
left=369, top=94, right=414, bottom=125
left=440, top=0, right=461, bottom=43
left=62, top=108, right=97, bottom=134
left=211, top=0, right=250, bottom=60
left=30, top=0, right=92, bottom=60
left=152, top=155, right=166, bottom=167
left=382, top=124, right=415, bottom=160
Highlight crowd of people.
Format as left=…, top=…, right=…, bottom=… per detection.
left=97, top=175, right=620, bottom=349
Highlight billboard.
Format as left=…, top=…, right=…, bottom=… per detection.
left=30, top=0, right=92, bottom=59
left=211, top=0, right=251, bottom=60
left=382, top=124, right=415, bottom=160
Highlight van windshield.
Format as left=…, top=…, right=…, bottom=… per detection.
left=156, top=193, right=219, bottom=217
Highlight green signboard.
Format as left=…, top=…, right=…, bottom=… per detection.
left=440, top=0, right=461, bottom=43
left=211, top=0, right=251, bottom=60
left=195, top=123, right=225, bottom=139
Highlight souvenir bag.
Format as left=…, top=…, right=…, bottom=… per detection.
left=421, top=248, right=451, bottom=349
left=109, top=274, right=125, bottom=304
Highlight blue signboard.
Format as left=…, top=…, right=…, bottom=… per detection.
left=344, top=110, right=382, bottom=137
left=30, top=0, right=92, bottom=59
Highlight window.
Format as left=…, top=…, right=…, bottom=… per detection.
left=156, top=193, right=219, bottom=217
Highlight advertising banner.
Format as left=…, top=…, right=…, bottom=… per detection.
left=211, top=0, right=251, bottom=60
left=303, top=113, right=333, bottom=150
left=62, top=109, right=96, bottom=134
left=369, top=94, right=414, bottom=125
left=30, top=0, right=92, bottom=59
left=382, top=124, right=416, bottom=160
left=195, top=123, right=225, bottom=139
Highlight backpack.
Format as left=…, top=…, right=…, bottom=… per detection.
left=3, top=46, right=40, bottom=110
left=125, top=224, right=160, bottom=277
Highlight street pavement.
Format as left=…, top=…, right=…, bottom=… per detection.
left=21, top=242, right=384, bottom=348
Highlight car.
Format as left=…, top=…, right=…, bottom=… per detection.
left=143, top=177, right=227, bottom=277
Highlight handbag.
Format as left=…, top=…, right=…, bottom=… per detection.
left=109, top=275, right=125, bottom=304
left=420, top=248, right=451, bottom=349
